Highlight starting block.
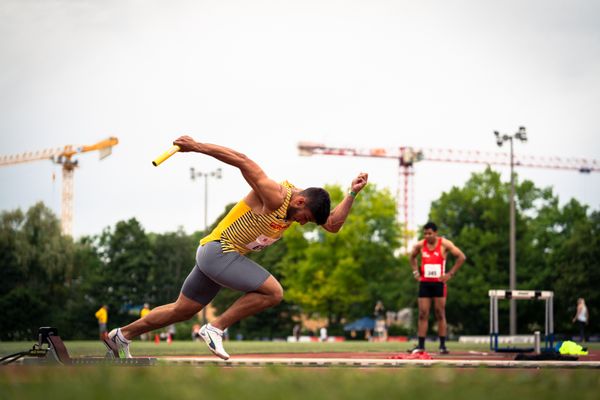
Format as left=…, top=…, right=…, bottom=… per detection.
left=489, top=290, right=555, bottom=353
left=0, top=327, right=155, bottom=366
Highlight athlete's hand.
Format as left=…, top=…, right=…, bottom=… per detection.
left=351, top=172, right=368, bottom=193
left=173, top=135, right=198, bottom=152
left=412, top=270, right=420, bottom=281
left=440, top=273, right=453, bottom=283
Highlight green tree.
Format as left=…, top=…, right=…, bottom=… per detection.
left=95, top=218, right=154, bottom=328
left=58, top=236, right=106, bottom=339
left=0, top=203, right=75, bottom=340
left=531, top=201, right=600, bottom=335
left=148, top=228, right=198, bottom=306
left=281, top=184, right=408, bottom=329
left=428, top=167, right=599, bottom=336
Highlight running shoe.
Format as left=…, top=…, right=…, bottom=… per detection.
left=108, top=328, right=132, bottom=359
left=439, top=347, right=450, bottom=355
left=408, top=346, right=426, bottom=354
left=200, top=324, right=230, bottom=360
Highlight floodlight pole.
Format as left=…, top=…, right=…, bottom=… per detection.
left=190, top=167, right=223, bottom=231
left=509, top=137, right=517, bottom=336
left=190, top=167, right=222, bottom=324
left=494, top=127, right=527, bottom=336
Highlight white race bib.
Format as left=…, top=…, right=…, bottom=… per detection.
left=245, top=234, right=280, bottom=251
left=423, top=264, right=442, bottom=278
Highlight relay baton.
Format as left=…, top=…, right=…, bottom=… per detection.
left=152, top=145, right=180, bottom=166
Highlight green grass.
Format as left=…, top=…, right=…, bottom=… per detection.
left=2, top=341, right=599, bottom=399
left=1, top=364, right=600, bottom=400
left=2, top=340, right=599, bottom=358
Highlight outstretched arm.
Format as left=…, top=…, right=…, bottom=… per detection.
left=174, top=136, right=283, bottom=211
left=321, top=173, right=368, bottom=233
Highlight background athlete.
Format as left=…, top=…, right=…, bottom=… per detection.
left=409, top=221, right=466, bottom=354
left=108, top=135, right=368, bottom=359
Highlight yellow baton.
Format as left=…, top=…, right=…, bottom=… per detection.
left=152, top=145, right=180, bottom=167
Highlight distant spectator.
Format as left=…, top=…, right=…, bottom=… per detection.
left=374, top=300, right=388, bottom=341
left=293, top=324, right=301, bottom=342
left=319, top=326, right=328, bottom=342
left=572, top=298, right=589, bottom=343
left=140, top=303, right=151, bottom=341
left=95, top=304, right=109, bottom=341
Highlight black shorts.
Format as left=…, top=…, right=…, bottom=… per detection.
left=418, top=281, right=446, bottom=298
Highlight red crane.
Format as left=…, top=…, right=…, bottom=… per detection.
left=298, top=141, right=599, bottom=250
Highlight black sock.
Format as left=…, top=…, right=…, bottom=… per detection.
left=439, top=336, right=446, bottom=348
left=418, top=336, right=425, bottom=349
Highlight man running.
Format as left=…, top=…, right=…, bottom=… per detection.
left=108, top=135, right=368, bottom=359
left=409, top=222, right=466, bottom=354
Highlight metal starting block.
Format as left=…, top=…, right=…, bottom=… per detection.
left=1, top=327, right=155, bottom=366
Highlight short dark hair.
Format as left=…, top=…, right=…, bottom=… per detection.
left=423, top=221, right=438, bottom=231
left=300, top=187, right=331, bottom=225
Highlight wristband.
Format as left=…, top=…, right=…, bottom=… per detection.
left=412, top=270, right=420, bottom=278
left=348, top=190, right=357, bottom=198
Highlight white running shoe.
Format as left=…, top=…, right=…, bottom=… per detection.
left=199, top=324, right=230, bottom=360
left=108, top=328, right=132, bottom=359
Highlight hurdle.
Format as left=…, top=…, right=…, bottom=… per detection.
left=489, top=290, right=554, bottom=352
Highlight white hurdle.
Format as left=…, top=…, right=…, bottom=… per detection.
left=489, top=290, right=554, bottom=352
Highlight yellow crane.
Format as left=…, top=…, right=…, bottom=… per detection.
left=0, top=137, right=119, bottom=236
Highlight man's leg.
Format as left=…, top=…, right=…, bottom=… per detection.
left=434, top=296, right=448, bottom=351
left=121, top=293, right=203, bottom=340
left=210, top=275, right=283, bottom=330
left=416, top=297, right=432, bottom=351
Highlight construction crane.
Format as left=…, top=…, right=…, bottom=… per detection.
left=0, top=137, right=119, bottom=236
left=298, top=141, right=599, bottom=250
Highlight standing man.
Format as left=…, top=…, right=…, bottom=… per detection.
left=409, top=222, right=466, bottom=354
left=108, top=135, right=368, bottom=359
left=95, top=304, right=109, bottom=341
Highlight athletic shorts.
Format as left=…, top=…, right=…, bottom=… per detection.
left=418, top=281, right=447, bottom=298
left=180, top=241, right=271, bottom=304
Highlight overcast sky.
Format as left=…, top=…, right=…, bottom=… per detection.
left=1, top=0, right=599, bottom=238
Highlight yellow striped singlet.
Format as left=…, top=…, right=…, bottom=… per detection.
left=200, top=181, right=295, bottom=255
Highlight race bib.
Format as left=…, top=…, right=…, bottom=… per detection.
left=423, top=264, right=442, bottom=278
left=245, top=234, right=280, bottom=251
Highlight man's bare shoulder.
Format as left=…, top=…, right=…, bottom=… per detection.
left=441, top=237, right=455, bottom=246
left=411, top=241, right=423, bottom=254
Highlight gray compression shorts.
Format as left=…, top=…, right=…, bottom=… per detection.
left=180, top=241, right=271, bottom=304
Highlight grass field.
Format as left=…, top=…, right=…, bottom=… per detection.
left=2, top=341, right=599, bottom=400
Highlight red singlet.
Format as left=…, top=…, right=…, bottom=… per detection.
left=420, top=238, right=446, bottom=282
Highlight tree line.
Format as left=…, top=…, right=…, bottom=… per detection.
left=0, top=168, right=597, bottom=340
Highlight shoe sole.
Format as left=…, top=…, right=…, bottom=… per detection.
left=200, top=330, right=230, bottom=360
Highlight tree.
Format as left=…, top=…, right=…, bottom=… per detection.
left=0, top=203, right=75, bottom=340
left=148, top=228, right=198, bottom=306
left=94, top=218, right=154, bottom=328
left=428, top=167, right=599, bottom=336
left=281, top=184, right=408, bottom=328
